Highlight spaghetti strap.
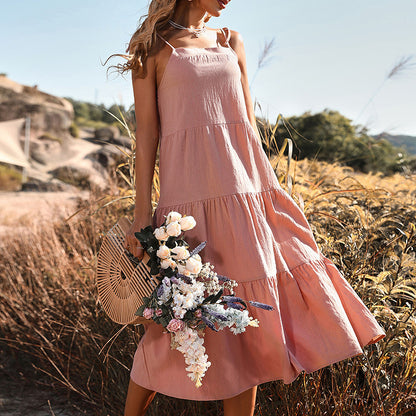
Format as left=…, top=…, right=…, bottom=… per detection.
left=156, top=32, right=175, bottom=50
left=220, top=27, right=231, bottom=46
left=220, top=27, right=238, bottom=58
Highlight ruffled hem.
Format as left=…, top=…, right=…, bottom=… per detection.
left=130, top=251, right=386, bottom=401
left=152, top=187, right=324, bottom=284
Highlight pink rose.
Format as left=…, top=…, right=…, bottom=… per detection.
left=166, top=318, right=185, bottom=333
left=155, top=308, right=163, bottom=317
left=143, top=308, right=154, bottom=320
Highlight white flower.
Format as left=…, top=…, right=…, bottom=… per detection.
left=154, top=226, right=169, bottom=241
left=193, top=253, right=201, bottom=262
left=162, top=276, right=171, bottom=287
left=177, top=263, right=187, bottom=274
left=174, top=329, right=193, bottom=344
left=172, top=305, right=186, bottom=319
left=179, top=215, right=196, bottom=231
left=166, top=221, right=182, bottom=237
left=249, top=318, right=260, bottom=327
left=170, top=279, right=205, bottom=317
left=160, top=258, right=177, bottom=269
left=171, top=327, right=211, bottom=387
left=156, top=244, right=171, bottom=259
left=157, top=278, right=172, bottom=304
left=182, top=296, right=195, bottom=309
left=171, top=245, right=190, bottom=260
left=185, top=256, right=202, bottom=274
left=166, top=211, right=182, bottom=224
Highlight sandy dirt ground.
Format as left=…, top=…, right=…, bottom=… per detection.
left=0, top=190, right=90, bottom=238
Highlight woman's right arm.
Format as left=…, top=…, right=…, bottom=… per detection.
left=124, top=55, right=160, bottom=260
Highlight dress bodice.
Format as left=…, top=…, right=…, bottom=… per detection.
left=156, top=30, right=250, bottom=138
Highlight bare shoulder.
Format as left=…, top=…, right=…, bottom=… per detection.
left=132, top=53, right=156, bottom=81
left=226, top=29, right=246, bottom=60
left=225, top=28, right=247, bottom=66
left=227, top=28, right=244, bottom=47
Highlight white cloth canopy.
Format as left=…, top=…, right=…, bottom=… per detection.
left=0, top=118, right=29, bottom=167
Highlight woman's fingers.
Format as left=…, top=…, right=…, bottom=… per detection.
left=124, top=234, right=133, bottom=250
left=135, top=245, right=144, bottom=260
left=124, top=232, right=145, bottom=260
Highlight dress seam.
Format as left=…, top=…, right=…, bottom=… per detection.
left=156, top=187, right=281, bottom=210
left=238, top=255, right=327, bottom=284
left=160, top=119, right=251, bottom=139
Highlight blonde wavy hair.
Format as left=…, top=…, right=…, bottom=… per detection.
left=106, top=0, right=212, bottom=79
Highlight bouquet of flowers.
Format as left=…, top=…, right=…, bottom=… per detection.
left=134, top=210, right=273, bottom=388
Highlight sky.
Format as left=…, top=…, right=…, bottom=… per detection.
left=1, top=0, right=416, bottom=136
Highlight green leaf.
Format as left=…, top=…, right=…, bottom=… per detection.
left=150, top=264, right=160, bottom=275
left=160, top=317, right=170, bottom=327
left=202, top=294, right=215, bottom=304
left=210, top=289, right=223, bottom=304
left=135, top=305, right=146, bottom=316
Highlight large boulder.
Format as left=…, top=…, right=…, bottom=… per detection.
left=30, top=134, right=63, bottom=165
left=49, top=162, right=109, bottom=190
left=21, top=178, right=76, bottom=192
left=0, top=75, right=74, bottom=141
left=94, top=126, right=120, bottom=141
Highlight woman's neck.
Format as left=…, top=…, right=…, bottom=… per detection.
left=171, top=1, right=207, bottom=30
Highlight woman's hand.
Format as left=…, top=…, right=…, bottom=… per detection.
left=123, top=217, right=151, bottom=261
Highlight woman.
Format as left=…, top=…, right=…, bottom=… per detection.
left=111, top=0, right=386, bottom=415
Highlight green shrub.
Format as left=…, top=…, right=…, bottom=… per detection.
left=262, top=109, right=413, bottom=175
left=0, top=163, right=22, bottom=191
left=69, top=121, right=80, bottom=138
left=39, top=132, right=63, bottom=144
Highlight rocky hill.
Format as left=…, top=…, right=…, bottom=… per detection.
left=372, top=132, right=416, bottom=156
left=0, top=75, right=129, bottom=191
left=0, top=75, right=74, bottom=141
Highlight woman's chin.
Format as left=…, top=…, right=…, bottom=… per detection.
left=209, top=10, right=221, bottom=17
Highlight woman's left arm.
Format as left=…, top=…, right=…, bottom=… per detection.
left=229, top=29, right=261, bottom=142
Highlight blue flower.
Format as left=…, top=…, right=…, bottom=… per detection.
left=201, top=315, right=218, bottom=331
left=216, top=274, right=231, bottom=282
left=227, top=302, right=244, bottom=310
left=176, top=273, right=193, bottom=284
left=249, top=301, right=274, bottom=310
left=223, top=295, right=244, bottom=303
left=157, top=285, right=164, bottom=297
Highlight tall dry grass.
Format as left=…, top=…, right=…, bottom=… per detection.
left=1, top=104, right=415, bottom=415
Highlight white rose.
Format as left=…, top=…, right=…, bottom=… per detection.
left=156, top=244, right=171, bottom=259
left=168, top=258, right=178, bottom=269
left=193, top=253, right=201, bottom=262
left=183, top=297, right=194, bottom=309
left=179, top=215, right=196, bottom=231
left=166, top=211, right=182, bottom=224
left=177, top=263, right=187, bottom=274
left=185, top=257, right=202, bottom=274
left=166, top=221, right=182, bottom=237
left=171, top=245, right=190, bottom=260
left=154, top=226, right=169, bottom=241
left=160, top=258, right=177, bottom=269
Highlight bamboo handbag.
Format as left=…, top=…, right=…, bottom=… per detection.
left=96, top=217, right=160, bottom=324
